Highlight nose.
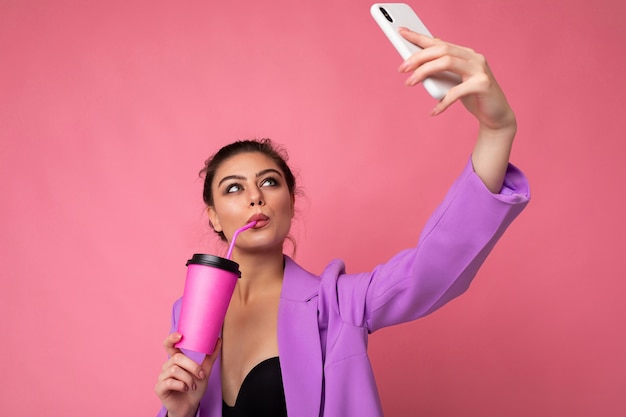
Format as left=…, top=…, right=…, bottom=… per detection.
left=248, top=187, right=264, bottom=207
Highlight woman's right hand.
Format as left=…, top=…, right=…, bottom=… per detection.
left=155, top=333, right=222, bottom=417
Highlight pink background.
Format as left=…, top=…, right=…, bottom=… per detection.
left=1, top=0, right=625, bottom=415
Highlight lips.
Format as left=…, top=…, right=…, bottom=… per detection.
left=247, top=213, right=269, bottom=228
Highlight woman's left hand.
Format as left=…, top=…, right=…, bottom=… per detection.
left=397, top=28, right=517, bottom=193
left=398, top=28, right=515, bottom=132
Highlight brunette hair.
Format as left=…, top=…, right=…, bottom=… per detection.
left=200, top=138, right=297, bottom=241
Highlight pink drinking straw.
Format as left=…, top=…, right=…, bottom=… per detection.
left=226, top=221, right=257, bottom=259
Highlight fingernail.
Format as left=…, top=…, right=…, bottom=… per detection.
left=399, top=60, right=410, bottom=72
left=198, top=370, right=206, bottom=379
left=406, top=76, right=418, bottom=86
left=192, top=382, right=197, bottom=391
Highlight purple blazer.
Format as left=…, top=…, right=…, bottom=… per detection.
left=157, top=160, right=530, bottom=417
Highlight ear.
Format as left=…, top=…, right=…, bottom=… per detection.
left=207, top=207, right=223, bottom=232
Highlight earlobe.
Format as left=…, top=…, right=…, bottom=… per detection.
left=207, top=207, right=222, bottom=232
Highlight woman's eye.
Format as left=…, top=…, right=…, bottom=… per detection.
left=261, top=177, right=278, bottom=187
left=225, top=184, right=242, bottom=193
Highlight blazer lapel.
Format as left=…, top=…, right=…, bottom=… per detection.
left=278, top=256, right=323, bottom=417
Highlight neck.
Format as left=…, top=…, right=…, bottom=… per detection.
left=230, top=247, right=284, bottom=303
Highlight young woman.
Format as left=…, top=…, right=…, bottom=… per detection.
left=155, top=29, right=530, bottom=417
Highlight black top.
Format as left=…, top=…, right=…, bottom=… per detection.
left=222, top=357, right=288, bottom=417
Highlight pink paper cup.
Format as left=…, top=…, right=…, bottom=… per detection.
left=175, top=254, right=240, bottom=355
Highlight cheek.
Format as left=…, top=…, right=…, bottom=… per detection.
left=212, top=199, right=242, bottom=226
left=279, top=197, right=295, bottom=221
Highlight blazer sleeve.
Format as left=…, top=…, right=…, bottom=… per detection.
left=323, top=158, right=530, bottom=333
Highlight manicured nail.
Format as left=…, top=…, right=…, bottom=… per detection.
left=406, top=76, right=419, bottom=86
left=399, top=60, right=411, bottom=72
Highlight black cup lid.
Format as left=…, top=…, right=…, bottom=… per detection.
left=186, top=253, right=241, bottom=277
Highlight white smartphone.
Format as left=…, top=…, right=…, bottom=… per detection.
left=370, top=3, right=461, bottom=100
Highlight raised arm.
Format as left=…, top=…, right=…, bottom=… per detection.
left=398, top=28, right=516, bottom=193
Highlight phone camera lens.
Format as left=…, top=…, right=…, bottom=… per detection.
left=380, top=7, right=393, bottom=23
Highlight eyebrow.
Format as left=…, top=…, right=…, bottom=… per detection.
left=217, top=168, right=284, bottom=188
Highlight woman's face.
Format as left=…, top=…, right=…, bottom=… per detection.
left=208, top=152, right=294, bottom=253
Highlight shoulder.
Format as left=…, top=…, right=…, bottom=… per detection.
left=282, top=256, right=348, bottom=302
